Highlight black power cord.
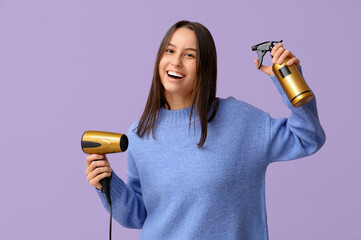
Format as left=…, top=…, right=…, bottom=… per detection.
left=100, top=177, right=112, bottom=240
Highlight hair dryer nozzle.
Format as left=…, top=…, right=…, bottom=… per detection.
left=119, top=134, right=129, bottom=152
left=81, top=131, right=128, bottom=154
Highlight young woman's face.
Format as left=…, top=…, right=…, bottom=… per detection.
left=158, top=27, right=198, bottom=105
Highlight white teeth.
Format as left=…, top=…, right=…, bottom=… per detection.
left=168, top=71, right=184, bottom=78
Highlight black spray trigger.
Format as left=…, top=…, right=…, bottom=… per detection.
left=252, top=40, right=283, bottom=68
left=257, top=51, right=267, bottom=69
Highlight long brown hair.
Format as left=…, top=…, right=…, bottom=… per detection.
left=136, top=20, right=219, bottom=148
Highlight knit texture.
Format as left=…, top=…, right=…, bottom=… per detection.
left=97, top=70, right=326, bottom=240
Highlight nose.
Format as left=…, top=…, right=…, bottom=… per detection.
left=171, top=54, right=182, bottom=67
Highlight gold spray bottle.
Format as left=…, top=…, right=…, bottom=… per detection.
left=252, top=40, right=313, bottom=107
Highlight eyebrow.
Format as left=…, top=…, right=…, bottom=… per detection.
left=168, top=43, right=197, bottom=52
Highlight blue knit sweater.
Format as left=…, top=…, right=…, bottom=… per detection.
left=97, top=70, right=326, bottom=240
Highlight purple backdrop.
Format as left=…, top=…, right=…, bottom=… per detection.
left=1, top=0, right=360, bottom=239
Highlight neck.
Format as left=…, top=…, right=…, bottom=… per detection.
left=165, top=93, right=193, bottom=110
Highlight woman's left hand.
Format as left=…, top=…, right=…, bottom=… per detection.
left=254, top=42, right=301, bottom=76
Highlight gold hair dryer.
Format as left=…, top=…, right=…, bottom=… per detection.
left=81, top=130, right=128, bottom=209
left=81, top=130, right=128, bottom=154
left=252, top=40, right=314, bottom=107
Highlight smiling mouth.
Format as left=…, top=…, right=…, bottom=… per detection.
left=167, top=71, right=185, bottom=80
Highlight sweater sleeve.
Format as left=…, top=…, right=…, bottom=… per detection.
left=96, top=125, right=147, bottom=229
left=267, top=66, right=326, bottom=163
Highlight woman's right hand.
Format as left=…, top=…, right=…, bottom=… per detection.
left=254, top=42, right=300, bottom=76
left=85, top=154, right=113, bottom=190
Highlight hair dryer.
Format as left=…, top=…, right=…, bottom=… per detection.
left=81, top=130, right=128, bottom=201
left=252, top=40, right=314, bottom=107
left=81, top=130, right=128, bottom=154
left=81, top=130, right=128, bottom=240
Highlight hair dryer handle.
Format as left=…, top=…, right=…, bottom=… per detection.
left=99, top=177, right=111, bottom=205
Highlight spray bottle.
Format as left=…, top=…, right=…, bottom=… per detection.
left=252, top=40, right=313, bottom=107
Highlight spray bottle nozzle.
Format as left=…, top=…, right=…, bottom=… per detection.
left=251, top=40, right=283, bottom=69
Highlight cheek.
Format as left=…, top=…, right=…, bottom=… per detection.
left=189, top=63, right=198, bottom=81
left=158, top=63, right=164, bottom=84
left=158, top=58, right=167, bottom=77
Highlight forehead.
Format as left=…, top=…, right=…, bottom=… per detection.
left=169, top=27, right=197, bottom=48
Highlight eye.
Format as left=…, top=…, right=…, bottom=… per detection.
left=185, top=53, right=195, bottom=58
left=165, top=49, right=174, bottom=54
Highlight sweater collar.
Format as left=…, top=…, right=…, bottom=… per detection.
left=158, top=105, right=199, bottom=126
left=157, top=98, right=218, bottom=126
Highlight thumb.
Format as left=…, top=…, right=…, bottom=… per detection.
left=254, top=59, right=274, bottom=76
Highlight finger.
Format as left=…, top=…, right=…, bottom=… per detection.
left=85, top=161, right=112, bottom=176
left=86, top=154, right=105, bottom=167
left=254, top=59, right=274, bottom=76
left=85, top=159, right=110, bottom=175
left=86, top=166, right=112, bottom=181
left=276, top=49, right=292, bottom=65
left=270, top=42, right=283, bottom=57
left=272, top=47, right=285, bottom=64
left=286, top=57, right=300, bottom=68
left=90, top=172, right=112, bottom=189
left=94, top=183, right=103, bottom=190
left=87, top=160, right=110, bottom=174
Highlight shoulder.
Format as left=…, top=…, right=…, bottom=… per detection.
left=217, top=97, right=268, bottom=119
left=127, top=120, right=140, bottom=137
left=212, top=98, right=272, bottom=143
left=219, top=96, right=251, bottom=108
left=125, top=120, right=144, bottom=154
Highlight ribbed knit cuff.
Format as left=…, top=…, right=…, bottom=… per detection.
left=109, top=171, right=127, bottom=199
left=96, top=171, right=126, bottom=206
left=270, top=65, right=314, bottom=110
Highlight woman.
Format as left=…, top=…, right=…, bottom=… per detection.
left=85, top=20, right=325, bottom=239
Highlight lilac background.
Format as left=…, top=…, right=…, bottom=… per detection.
left=1, top=0, right=360, bottom=239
